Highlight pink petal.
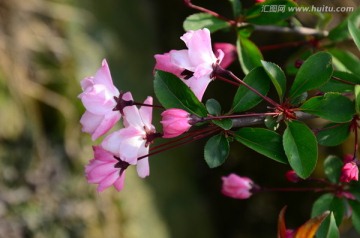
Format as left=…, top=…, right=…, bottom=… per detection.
left=170, top=49, right=193, bottom=71
left=81, top=84, right=116, bottom=115
left=101, top=130, right=123, bottom=155
left=214, top=43, right=236, bottom=68
left=93, top=59, right=119, bottom=95
left=86, top=162, right=117, bottom=183
left=80, top=111, right=103, bottom=136
left=113, top=173, right=126, bottom=191
left=92, top=111, right=121, bottom=141
left=154, top=52, right=184, bottom=77
left=93, top=146, right=118, bottom=162
left=137, top=157, right=150, bottom=178
left=139, top=96, right=153, bottom=129
left=97, top=170, right=120, bottom=192
left=119, top=134, right=145, bottom=165
left=80, top=77, right=94, bottom=91
left=186, top=75, right=212, bottom=101
left=181, top=29, right=216, bottom=66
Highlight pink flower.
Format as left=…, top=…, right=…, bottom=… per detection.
left=161, top=109, right=192, bottom=138
left=221, top=173, right=254, bottom=199
left=213, top=43, right=237, bottom=69
left=101, top=93, right=156, bottom=178
left=340, top=161, right=359, bottom=183
left=85, top=146, right=128, bottom=192
left=78, top=59, right=121, bottom=140
left=154, top=28, right=224, bottom=100
left=285, top=170, right=301, bottom=183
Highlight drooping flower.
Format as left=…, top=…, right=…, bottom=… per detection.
left=340, top=161, right=359, bottom=183
left=161, top=108, right=192, bottom=138
left=154, top=28, right=224, bottom=100
left=221, top=173, right=254, bottom=199
left=85, top=146, right=128, bottom=192
left=78, top=59, right=121, bottom=140
left=101, top=92, right=157, bottom=178
left=213, top=43, right=237, bottom=69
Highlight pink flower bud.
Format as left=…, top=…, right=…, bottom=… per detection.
left=221, top=174, right=254, bottom=199
left=161, top=109, right=192, bottom=138
left=340, top=161, right=359, bottom=183
left=285, top=170, right=301, bottom=183
left=213, top=43, right=237, bottom=69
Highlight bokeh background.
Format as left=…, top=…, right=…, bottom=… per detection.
left=0, top=0, right=359, bottom=237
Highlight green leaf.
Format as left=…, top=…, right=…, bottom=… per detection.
left=328, top=48, right=360, bottom=76
left=183, top=13, right=230, bottom=33
left=289, top=52, right=333, bottom=100
left=283, top=120, right=317, bottom=179
left=348, top=12, right=360, bottom=51
left=355, top=85, right=360, bottom=114
left=300, top=93, right=355, bottom=123
left=264, top=115, right=279, bottom=131
left=320, top=71, right=360, bottom=93
left=204, top=133, right=230, bottom=168
left=244, top=0, right=297, bottom=25
left=323, top=155, right=343, bottom=183
left=206, top=99, right=221, bottom=116
left=235, top=127, right=287, bottom=163
left=328, top=7, right=360, bottom=42
left=311, top=194, right=345, bottom=227
left=261, top=61, right=286, bottom=102
left=349, top=200, right=360, bottom=234
left=154, top=71, right=207, bottom=116
left=237, top=35, right=263, bottom=74
left=228, top=0, right=242, bottom=17
left=316, top=122, right=351, bottom=146
left=231, top=67, right=270, bottom=112
left=317, top=213, right=340, bottom=238
left=212, top=119, right=233, bottom=130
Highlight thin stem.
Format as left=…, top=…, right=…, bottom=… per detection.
left=183, top=0, right=236, bottom=25
left=216, top=75, right=240, bottom=87
left=214, top=65, right=280, bottom=108
left=332, top=76, right=357, bottom=86
left=259, top=40, right=310, bottom=51
left=138, top=126, right=221, bottom=160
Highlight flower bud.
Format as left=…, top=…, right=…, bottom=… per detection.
left=221, top=174, right=254, bottom=199
left=285, top=170, right=301, bottom=183
left=340, top=161, right=359, bottom=183
left=161, top=109, right=192, bottom=138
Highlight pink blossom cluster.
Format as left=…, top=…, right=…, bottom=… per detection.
left=79, top=59, right=156, bottom=192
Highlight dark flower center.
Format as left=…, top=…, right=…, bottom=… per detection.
left=114, top=156, right=130, bottom=176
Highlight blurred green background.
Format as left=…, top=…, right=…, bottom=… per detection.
left=0, top=0, right=359, bottom=237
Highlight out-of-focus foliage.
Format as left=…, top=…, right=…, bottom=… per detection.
left=0, top=0, right=169, bottom=237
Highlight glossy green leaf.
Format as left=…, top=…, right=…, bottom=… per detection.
left=204, top=133, right=230, bottom=168
left=316, top=122, right=351, bottom=146
left=206, top=99, right=221, bottom=116
left=328, top=48, right=360, bottom=76
left=348, top=200, right=360, bottom=234
left=300, top=93, right=354, bottom=123
left=311, top=194, right=345, bottom=227
left=183, top=13, right=230, bottom=33
left=264, top=115, right=280, bottom=131
left=245, top=0, right=297, bottom=25
left=228, top=0, right=242, bottom=17
left=231, top=67, right=270, bottom=112
left=283, top=120, right=317, bottom=179
left=355, top=85, right=360, bottom=114
left=154, top=71, right=207, bottom=116
left=212, top=119, right=232, bottom=130
left=320, top=71, right=360, bottom=93
left=261, top=61, right=286, bottom=102
left=235, top=127, right=287, bottom=163
left=237, top=35, right=263, bottom=74
left=328, top=7, right=360, bottom=42
left=289, top=52, right=333, bottom=100
left=348, top=13, right=360, bottom=51
left=317, top=213, right=340, bottom=238
left=323, top=156, right=343, bottom=183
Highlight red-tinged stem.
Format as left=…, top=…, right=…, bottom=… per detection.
left=259, top=40, right=309, bottom=51
left=216, top=75, right=240, bottom=87
left=214, top=66, right=281, bottom=108
left=137, top=127, right=222, bottom=160
left=332, top=76, right=357, bottom=86
left=183, top=0, right=236, bottom=25
left=150, top=125, right=216, bottom=151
